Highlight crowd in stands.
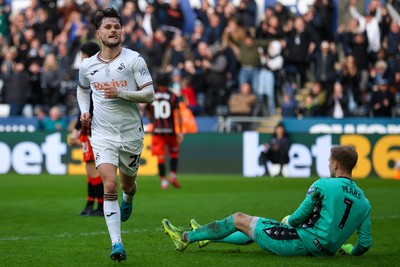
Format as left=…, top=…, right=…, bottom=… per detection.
left=0, top=0, right=399, bottom=122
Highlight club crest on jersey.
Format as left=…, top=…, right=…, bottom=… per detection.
left=117, top=63, right=126, bottom=73
left=93, top=79, right=128, bottom=90
left=307, top=186, right=316, bottom=195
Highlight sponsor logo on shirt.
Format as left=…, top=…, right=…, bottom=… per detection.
left=93, top=79, right=128, bottom=90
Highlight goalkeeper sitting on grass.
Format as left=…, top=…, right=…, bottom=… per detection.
left=163, top=145, right=371, bottom=257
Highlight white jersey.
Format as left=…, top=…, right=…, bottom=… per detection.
left=78, top=48, right=153, bottom=142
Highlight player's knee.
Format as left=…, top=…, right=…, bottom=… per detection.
left=233, top=212, right=251, bottom=229
left=103, top=181, right=118, bottom=193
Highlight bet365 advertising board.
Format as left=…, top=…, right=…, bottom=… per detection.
left=0, top=131, right=399, bottom=179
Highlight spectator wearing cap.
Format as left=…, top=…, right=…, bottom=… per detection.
left=349, top=0, right=382, bottom=65
left=369, top=78, right=396, bottom=117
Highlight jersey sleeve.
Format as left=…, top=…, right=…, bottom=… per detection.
left=353, top=207, right=372, bottom=255
left=77, top=58, right=91, bottom=90
left=289, top=180, right=322, bottom=227
left=132, top=54, right=153, bottom=90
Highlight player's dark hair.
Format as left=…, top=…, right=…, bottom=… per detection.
left=80, top=41, right=100, bottom=57
left=156, top=73, right=170, bottom=87
left=93, top=7, right=123, bottom=30
left=330, top=145, right=358, bottom=173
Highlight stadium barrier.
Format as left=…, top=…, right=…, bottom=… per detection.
left=0, top=131, right=399, bottom=179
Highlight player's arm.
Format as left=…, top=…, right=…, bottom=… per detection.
left=342, top=210, right=372, bottom=256
left=285, top=181, right=321, bottom=227
left=76, top=60, right=92, bottom=126
left=117, top=84, right=155, bottom=103
left=175, top=104, right=184, bottom=143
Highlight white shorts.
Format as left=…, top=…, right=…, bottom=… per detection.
left=91, top=138, right=144, bottom=177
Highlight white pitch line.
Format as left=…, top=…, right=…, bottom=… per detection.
left=0, top=228, right=160, bottom=242
left=1, top=215, right=399, bottom=242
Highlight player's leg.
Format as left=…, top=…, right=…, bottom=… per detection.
left=163, top=212, right=254, bottom=251
left=185, top=212, right=253, bottom=242
left=86, top=161, right=103, bottom=216
left=92, top=140, right=125, bottom=261
left=190, top=219, right=253, bottom=247
left=152, top=135, right=168, bottom=189
left=79, top=135, right=96, bottom=215
left=250, top=218, right=309, bottom=256
left=168, top=135, right=180, bottom=188
left=119, top=139, right=144, bottom=222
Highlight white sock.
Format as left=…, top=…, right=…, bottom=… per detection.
left=104, top=199, right=121, bottom=245
left=123, top=181, right=137, bottom=203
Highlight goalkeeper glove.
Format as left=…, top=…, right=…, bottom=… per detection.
left=339, top=243, right=354, bottom=255
left=281, top=215, right=291, bottom=226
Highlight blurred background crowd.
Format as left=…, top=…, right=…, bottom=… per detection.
left=0, top=0, right=399, bottom=123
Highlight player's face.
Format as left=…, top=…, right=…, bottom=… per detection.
left=97, top=18, right=122, bottom=48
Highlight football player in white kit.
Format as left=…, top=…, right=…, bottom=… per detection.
left=76, top=7, right=155, bottom=262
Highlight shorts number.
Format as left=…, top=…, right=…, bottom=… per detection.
left=338, top=198, right=353, bottom=229
left=129, top=153, right=141, bottom=169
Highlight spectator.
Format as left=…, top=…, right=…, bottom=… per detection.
left=155, top=0, right=184, bottom=41
left=202, top=12, right=224, bottom=46
left=258, top=122, right=291, bottom=177
left=228, top=30, right=269, bottom=93
left=161, top=34, right=192, bottom=74
left=195, top=42, right=229, bottom=115
left=181, top=77, right=202, bottom=116
left=237, top=0, right=257, bottom=32
left=387, top=0, right=400, bottom=25
left=349, top=0, right=382, bottom=65
left=369, top=78, right=396, bottom=117
left=40, top=105, right=67, bottom=131
left=258, top=40, right=284, bottom=116
left=326, top=81, right=350, bottom=118
left=339, top=55, right=363, bottom=113
left=311, top=40, right=338, bottom=97
left=4, top=62, right=32, bottom=116
left=228, top=82, right=257, bottom=131
left=298, top=82, right=327, bottom=117
left=283, top=16, right=315, bottom=87
left=280, top=82, right=298, bottom=118
left=41, top=53, right=62, bottom=112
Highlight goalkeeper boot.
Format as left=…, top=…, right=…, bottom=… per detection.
left=190, top=219, right=211, bottom=248
left=162, top=219, right=188, bottom=252
left=110, top=242, right=126, bottom=262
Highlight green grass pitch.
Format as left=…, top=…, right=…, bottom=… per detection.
left=0, top=174, right=399, bottom=267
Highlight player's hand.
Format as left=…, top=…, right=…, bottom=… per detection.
left=338, top=243, right=354, bottom=255
left=69, top=129, right=80, bottom=146
left=281, top=215, right=291, bottom=226
left=177, top=133, right=184, bottom=144
left=80, top=112, right=91, bottom=127
left=103, top=85, right=119, bottom=99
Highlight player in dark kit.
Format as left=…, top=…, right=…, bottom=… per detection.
left=146, top=74, right=183, bottom=189
left=69, top=41, right=103, bottom=216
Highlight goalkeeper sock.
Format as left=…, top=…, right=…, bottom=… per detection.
left=187, top=215, right=236, bottom=242
left=217, top=232, right=253, bottom=245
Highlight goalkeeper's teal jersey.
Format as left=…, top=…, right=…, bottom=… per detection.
left=288, top=177, right=372, bottom=256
